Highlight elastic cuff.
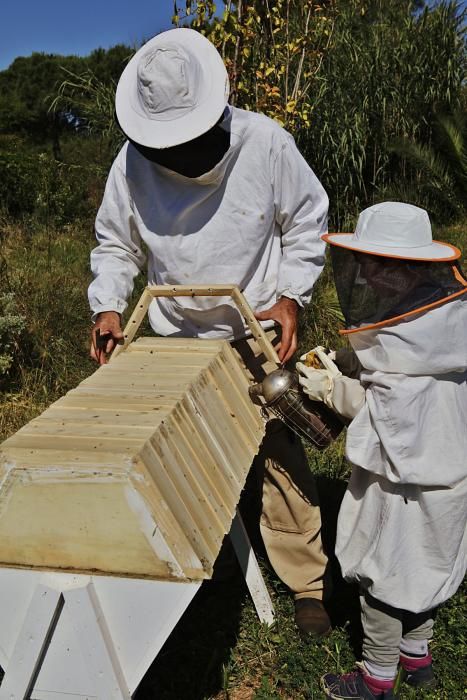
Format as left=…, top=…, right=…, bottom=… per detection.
left=400, top=652, right=432, bottom=671
left=91, top=307, right=125, bottom=323
left=277, top=290, right=304, bottom=308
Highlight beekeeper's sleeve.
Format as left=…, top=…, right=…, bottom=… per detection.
left=330, top=376, right=366, bottom=420
left=273, top=134, right=328, bottom=307
left=88, top=157, right=146, bottom=320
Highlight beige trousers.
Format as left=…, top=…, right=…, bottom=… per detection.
left=232, top=330, right=328, bottom=600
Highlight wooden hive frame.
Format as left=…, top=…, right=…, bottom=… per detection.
left=0, top=285, right=279, bottom=583
left=112, top=284, right=280, bottom=364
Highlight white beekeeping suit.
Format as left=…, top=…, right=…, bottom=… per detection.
left=298, top=202, right=467, bottom=613
left=339, top=296, right=467, bottom=612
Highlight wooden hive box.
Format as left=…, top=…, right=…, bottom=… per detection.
left=0, top=286, right=278, bottom=584
left=0, top=335, right=266, bottom=582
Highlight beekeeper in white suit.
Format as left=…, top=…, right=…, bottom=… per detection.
left=88, top=28, right=331, bottom=636
left=297, top=202, right=467, bottom=700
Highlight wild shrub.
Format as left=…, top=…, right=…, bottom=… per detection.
left=0, top=218, right=94, bottom=389
left=0, top=145, right=95, bottom=224
left=0, top=151, right=39, bottom=217
left=0, top=292, right=26, bottom=379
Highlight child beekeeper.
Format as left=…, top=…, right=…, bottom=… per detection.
left=296, top=202, right=467, bottom=700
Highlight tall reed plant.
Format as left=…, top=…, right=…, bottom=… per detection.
left=303, top=0, right=466, bottom=229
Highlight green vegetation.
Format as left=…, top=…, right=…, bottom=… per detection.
left=0, top=0, right=466, bottom=698
left=389, top=107, right=467, bottom=222
left=175, top=0, right=467, bottom=229
left=134, top=564, right=466, bottom=699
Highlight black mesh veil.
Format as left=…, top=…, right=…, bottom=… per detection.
left=330, top=246, right=467, bottom=330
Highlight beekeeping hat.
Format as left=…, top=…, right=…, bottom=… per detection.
left=116, top=28, right=230, bottom=149
left=323, top=202, right=467, bottom=334
left=323, top=201, right=461, bottom=261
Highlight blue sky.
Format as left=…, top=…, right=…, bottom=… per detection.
left=1, top=1, right=465, bottom=72
left=0, top=0, right=206, bottom=70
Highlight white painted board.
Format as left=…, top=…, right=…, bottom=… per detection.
left=0, top=569, right=201, bottom=698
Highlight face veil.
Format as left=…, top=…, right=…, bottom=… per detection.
left=329, top=246, right=467, bottom=334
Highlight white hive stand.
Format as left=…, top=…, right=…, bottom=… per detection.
left=0, top=285, right=278, bottom=699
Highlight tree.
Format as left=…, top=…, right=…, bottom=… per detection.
left=302, top=0, right=467, bottom=227
left=389, top=108, right=467, bottom=220
left=0, top=53, right=84, bottom=140
left=174, top=0, right=336, bottom=131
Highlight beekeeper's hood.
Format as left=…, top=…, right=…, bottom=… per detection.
left=323, top=202, right=467, bottom=335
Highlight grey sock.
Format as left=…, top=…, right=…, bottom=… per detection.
left=400, top=637, right=428, bottom=657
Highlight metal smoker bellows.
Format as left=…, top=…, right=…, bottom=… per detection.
left=249, top=369, right=344, bottom=449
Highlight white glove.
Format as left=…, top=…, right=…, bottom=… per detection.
left=296, top=346, right=366, bottom=420
left=295, top=363, right=339, bottom=405
left=299, top=346, right=340, bottom=374
left=296, top=345, right=342, bottom=404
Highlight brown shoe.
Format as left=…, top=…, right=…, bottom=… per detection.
left=294, top=598, right=331, bottom=638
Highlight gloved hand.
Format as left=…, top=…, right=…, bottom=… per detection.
left=296, top=346, right=366, bottom=420
left=296, top=346, right=342, bottom=405
left=295, top=364, right=339, bottom=405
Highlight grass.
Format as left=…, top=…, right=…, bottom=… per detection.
left=0, top=216, right=466, bottom=699
left=133, top=480, right=466, bottom=699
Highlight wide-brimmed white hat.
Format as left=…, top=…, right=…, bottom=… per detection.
left=323, top=202, right=461, bottom=261
left=116, top=28, right=229, bottom=149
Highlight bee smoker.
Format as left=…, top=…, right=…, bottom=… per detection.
left=249, top=369, right=344, bottom=450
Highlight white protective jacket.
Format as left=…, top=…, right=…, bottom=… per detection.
left=336, top=297, right=467, bottom=613
left=88, top=107, right=328, bottom=339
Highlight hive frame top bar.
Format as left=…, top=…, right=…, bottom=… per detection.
left=111, top=284, right=281, bottom=366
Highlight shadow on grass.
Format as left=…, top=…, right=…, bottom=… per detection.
left=316, top=474, right=363, bottom=659
left=135, top=471, right=363, bottom=699
left=135, top=570, right=248, bottom=700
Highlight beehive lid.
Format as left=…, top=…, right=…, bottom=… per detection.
left=0, top=337, right=265, bottom=581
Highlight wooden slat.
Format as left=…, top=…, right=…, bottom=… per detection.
left=3, top=433, right=143, bottom=453
left=70, top=386, right=186, bottom=400
left=172, top=402, right=239, bottom=508
left=162, top=413, right=232, bottom=530
left=0, top=448, right=135, bottom=471
left=111, top=288, right=153, bottom=360
left=39, top=406, right=171, bottom=428
left=106, top=352, right=217, bottom=368
left=130, top=456, right=204, bottom=576
left=185, top=378, right=253, bottom=482
left=147, top=284, right=236, bottom=296
left=207, top=358, right=263, bottom=450
left=19, top=421, right=157, bottom=441
left=51, top=395, right=176, bottom=412
left=139, top=441, right=215, bottom=571
left=133, top=337, right=223, bottom=347
left=79, top=372, right=198, bottom=388
left=230, top=287, right=280, bottom=366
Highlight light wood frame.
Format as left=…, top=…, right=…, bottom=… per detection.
left=111, top=284, right=280, bottom=365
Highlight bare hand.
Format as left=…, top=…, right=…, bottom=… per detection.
left=254, top=296, right=299, bottom=364
left=90, top=311, right=124, bottom=365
